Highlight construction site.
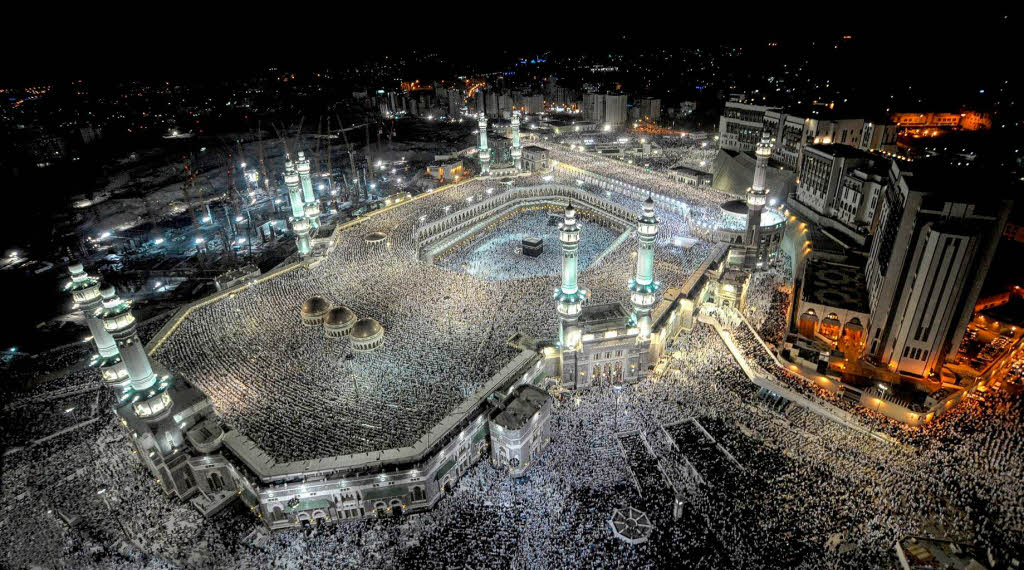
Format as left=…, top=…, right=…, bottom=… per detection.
left=2, top=113, right=477, bottom=358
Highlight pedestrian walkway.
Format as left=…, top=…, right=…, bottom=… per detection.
left=701, top=315, right=894, bottom=445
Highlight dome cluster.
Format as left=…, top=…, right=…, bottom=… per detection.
left=300, top=296, right=331, bottom=326
left=300, top=297, right=384, bottom=349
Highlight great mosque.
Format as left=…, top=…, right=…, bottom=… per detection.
left=62, top=125, right=786, bottom=529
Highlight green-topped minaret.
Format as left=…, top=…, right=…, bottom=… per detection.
left=629, top=194, right=661, bottom=341
left=284, top=159, right=312, bottom=256
left=555, top=201, right=587, bottom=351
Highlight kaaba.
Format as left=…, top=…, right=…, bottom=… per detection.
left=522, top=237, right=543, bottom=257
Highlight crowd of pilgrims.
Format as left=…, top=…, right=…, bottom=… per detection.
left=436, top=209, right=622, bottom=281
left=554, top=132, right=719, bottom=174
left=537, top=141, right=758, bottom=237
left=148, top=162, right=725, bottom=464
left=6, top=307, right=1023, bottom=568
left=2, top=146, right=1022, bottom=568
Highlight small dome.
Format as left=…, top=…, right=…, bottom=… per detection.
left=100, top=285, right=116, bottom=299
left=644, top=194, right=654, bottom=206
left=301, top=296, right=330, bottom=316
left=325, top=306, right=356, bottom=327
left=69, top=262, right=84, bottom=274
left=350, top=318, right=383, bottom=340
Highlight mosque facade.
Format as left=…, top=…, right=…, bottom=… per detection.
left=65, top=148, right=768, bottom=529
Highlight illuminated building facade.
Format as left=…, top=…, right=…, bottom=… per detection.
left=792, top=144, right=889, bottom=241
left=721, top=102, right=898, bottom=171
left=864, top=160, right=1012, bottom=378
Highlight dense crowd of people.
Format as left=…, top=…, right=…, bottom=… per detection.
left=2, top=141, right=1022, bottom=569
left=436, top=209, right=621, bottom=281
left=149, top=163, right=720, bottom=463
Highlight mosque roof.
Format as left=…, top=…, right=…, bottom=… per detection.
left=325, top=306, right=357, bottom=327
left=351, top=318, right=383, bottom=340
left=301, top=296, right=331, bottom=317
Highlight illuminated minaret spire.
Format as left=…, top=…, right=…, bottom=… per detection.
left=98, top=286, right=173, bottom=418
left=295, top=151, right=320, bottom=230
left=284, top=160, right=311, bottom=256
left=98, top=286, right=154, bottom=391
left=629, top=194, right=661, bottom=340
left=555, top=202, right=587, bottom=351
left=745, top=131, right=772, bottom=269
left=66, top=263, right=118, bottom=358
left=510, top=110, right=522, bottom=170
left=478, top=115, right=491, bottom=175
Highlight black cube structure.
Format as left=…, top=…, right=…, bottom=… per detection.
left=522, top=237, right=543, bottom=257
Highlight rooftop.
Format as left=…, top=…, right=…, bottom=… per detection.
left=801, top=260, right=870, bottom=313
left=719, top=200, right=786, bottom=228
left=493, top=385, right=550, bottom=430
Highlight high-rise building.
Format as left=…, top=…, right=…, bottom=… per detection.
left=718, top=101, right=774, bottom=152
left=721, top=102, right=898, bottom=171
left=638, top=97, right=661, bottom=122
left=864, top=160, right=1013, bottom=378
left=583, top=92, right=627, bottom=128
left=604, top=93, right=627, bottom=127
left=519, top=93, right=543, bottom=114
left=794, top=144, right=889, bottom=234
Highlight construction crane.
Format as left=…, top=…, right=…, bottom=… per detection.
left=325, top=114, right=334, bottom=197
left=256, top=121, right=276, bottom=213
left=334, top=115, right=369, bottom=203
left=182, top=154, right=199, bottom=227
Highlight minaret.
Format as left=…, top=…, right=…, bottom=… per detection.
left=745, top=132, right=772, bottom=269
left=66, top=263, right=118, bottom=358
left=510, top=110, right=522, bottom=170
left=295, top=151, right=320, bottom=229
left=284, top=160, right=311, bottom=256
left=554, top=203, right=587, bottom=367
left=629, top=195, right=661, bottom=341
left=98, top=286, right=172, bottom=418
left=478, top=115, right=491, bottom=175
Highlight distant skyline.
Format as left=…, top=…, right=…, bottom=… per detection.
left=4, top=12, right=1014, bottom=84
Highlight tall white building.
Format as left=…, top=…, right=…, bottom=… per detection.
left=519, top=93, right=543, bottom=114
left=864, top=161, right=1012, bottom=378
left=604, top=93, right=627, bottom=128
left=720, top=101, right=899, bottom=171
left=718, top=101, right=774, bottom=152
left=583, top=92, right=627, bottom=128
left=794, top=144, right=888, bottom=234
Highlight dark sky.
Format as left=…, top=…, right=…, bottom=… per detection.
left=4, top=10, right=1015, bottom=84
